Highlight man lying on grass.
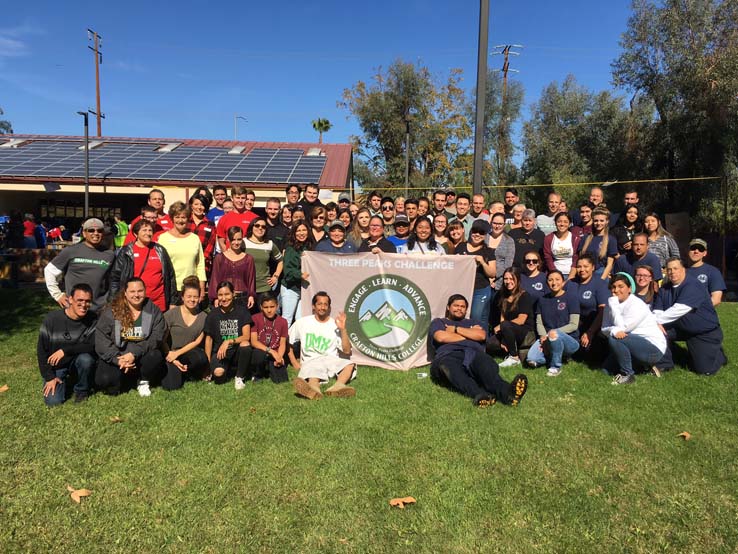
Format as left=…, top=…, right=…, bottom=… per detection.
left=429, top=294, right=528, bottom=408
left=289, top=291, right=356, bottom=399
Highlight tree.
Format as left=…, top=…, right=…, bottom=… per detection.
left=340, top=60, right=471, bottom=189
left=311, top=118, right=332, bottom=144
left=0, top=107, right=12, bottom=135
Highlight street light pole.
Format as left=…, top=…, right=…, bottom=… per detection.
left=472, top=0, right=490, bottom=196
left=234, top=114, right=247, bottom=141
left=77, top=111, right=90, bottom=218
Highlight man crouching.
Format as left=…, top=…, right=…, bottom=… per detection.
left=289, top=291, right=356, bottom=399
left=429, top=294, right=528, bottom=407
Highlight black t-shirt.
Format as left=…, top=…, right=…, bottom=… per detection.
left=454, top=243, right=495, bottom=289
left=204, top=304, right=253, bottom=350
left=500, top=291, right=534, bottom=329
left=509, top=228, right=545, bottom=268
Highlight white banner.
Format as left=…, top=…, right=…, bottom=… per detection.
left=300, top=252, right=476, bottom=370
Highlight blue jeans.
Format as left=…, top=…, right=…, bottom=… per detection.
left=605, top=334, right=665, bottom=376
left=280, top=285, right=301, bottom=327
left=526, top=330, right=580, bottom=368
left=43, top=353, right=95, bottom=407
left=471, top=286, right=492, bottom=328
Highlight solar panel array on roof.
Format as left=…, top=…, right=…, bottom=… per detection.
left=0, top=141, right=327, bottom=184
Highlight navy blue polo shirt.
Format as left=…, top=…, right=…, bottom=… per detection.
left=537, top=288, right=581, bottom=339
left=655, top=276, right=720, bottom=335
left=572, top=277, right=609, bottom=320
left=579, top=233, right=618, bottom=269
left=522, top=272, right=549, bottom=307
left=687, top=263, right=726, bottom=294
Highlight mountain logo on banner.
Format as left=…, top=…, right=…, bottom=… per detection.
left=345, top=274, right=430, bottom=363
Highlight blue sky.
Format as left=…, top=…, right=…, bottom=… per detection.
left=1, top=0, right=632, bottom=147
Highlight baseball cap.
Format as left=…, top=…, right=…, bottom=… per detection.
left=329, top=220, right=346, bottom=231
left=338, top=192, right=351, bottom=202
left=393, top=214, right=410, bottom=226
left=83, top=218, right=104, bottom=230
left=689, top=238, right=707, bottom=250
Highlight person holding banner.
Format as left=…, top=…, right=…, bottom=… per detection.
left=429, top=294, right=528, bottom=408
left=289, top=291, right=356, bottom=400
left=359, top=216, right=397, bottom=254
left=398, top=216, right=445, bottom=255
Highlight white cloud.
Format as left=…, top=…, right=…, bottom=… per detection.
left=0, top=22, right=44, bottom=60
left=0, top=36, right=27, bottom=58
left=110, top=60, right=146, bottom=73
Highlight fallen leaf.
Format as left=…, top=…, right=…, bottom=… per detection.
left=339, top=538, right=350, bottom=545
left=389, top=496, right=417, bottom=509
left=249, top=407, right=257, bottom=414
left=66, top=485, right=92, bottom=504
left=0, top=384, right=9, bottom=393
left=109, top=416, right=123, bottom=424
left=678, top=431, right=692, bottom=441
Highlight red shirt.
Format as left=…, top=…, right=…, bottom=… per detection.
left=187, top=217, right=216, bottom=277
left=23, top=221, right=35, bottom=237
left=132, top=243, right=166, bottom=312
left=216, top=210, right=258, bottom=243
left=124, top=213, right=173, bottom=245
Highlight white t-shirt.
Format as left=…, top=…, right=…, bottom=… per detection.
left=551, top=232, right=574, bottom=274
left=289, top=315, right=341, bottom=363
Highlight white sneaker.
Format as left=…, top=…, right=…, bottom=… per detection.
left=499, top=356, right=521, bottom=368
left=137, top=380, right=151, bottom=397
left=234, top=377, right=246, bottom=391
left=546, top=367, right=561, bottom=377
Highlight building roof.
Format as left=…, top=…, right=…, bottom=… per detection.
left=0, top=134, right=353, bottom=190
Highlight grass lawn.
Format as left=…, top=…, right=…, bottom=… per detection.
left=1, top=289, right=737, bottom=553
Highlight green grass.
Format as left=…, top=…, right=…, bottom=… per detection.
left=1, top=289, right=737, bottom=553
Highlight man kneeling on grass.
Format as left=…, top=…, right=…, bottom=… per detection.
left=288, top=291, right=356, bottom=399
left=429, top=294, right=528, bottom=407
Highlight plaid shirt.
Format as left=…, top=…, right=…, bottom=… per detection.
left=187, top=217, right=216, bottom=277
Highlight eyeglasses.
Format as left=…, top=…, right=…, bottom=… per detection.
left=313, top=216, right=325, bottom=220
left=252, top=224, right=266, bottom=229
left=85, top=228, right=103, bottom=233
left=524, top=259, right=539, bottom=264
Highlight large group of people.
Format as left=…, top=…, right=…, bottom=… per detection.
left=36, top=182, right=728, bottom=408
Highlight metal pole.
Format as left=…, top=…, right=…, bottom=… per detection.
left=234, top=113, right=237, bottom=141
left=77, top=111, right=90, bottom=218
left=405, top=118, right=410, bottom=196
left=94, top=33, right=102, bottom=137
left=472, top=0, right=490, bottom=195
left=722, top=175, right=728, bottom=276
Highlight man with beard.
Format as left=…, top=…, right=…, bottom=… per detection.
left=429, top=294, right=528, bottom=407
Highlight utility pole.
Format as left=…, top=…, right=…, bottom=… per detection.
left=234, top=114, right=247, bottom=141
left=87, top=29, right=103, bottom=137
left=491, top=44, right=522, bottom=185
left=472, top=0, right=490, bottom=196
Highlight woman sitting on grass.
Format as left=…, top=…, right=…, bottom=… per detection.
left=162, top=276, right=208, bottom=390
left=95, top=277, right=166, bottom=397
left=526, top=270, right=581, bottom=377
left=601, top=273, right=667, bottom=385
left=488, top=267, right=535, bottom=368
left=204, top=280, right=253, bottom=390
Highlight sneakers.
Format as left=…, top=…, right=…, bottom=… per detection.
left=137, top=380, right=151, bottom=397
left=546, top=367, right=561, bottom=377
left=473, top=393, right=496, bottom=408
left=612, top=374, right=635, bottom=385
left=527, top=360, right=538, bottom=369
left=499, top=356, right=521, bottom=368
left=234, top=377, right=246, bottom=391
left=293, top=377, right=323, bottom=400
left=651, top=366, right=662, bottom=378
left=325, top=382, right=356, bottom=398
left=509, top=374, right=528, bottom=406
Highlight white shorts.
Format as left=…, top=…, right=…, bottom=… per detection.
left=298, top=355, right=356, bottom=383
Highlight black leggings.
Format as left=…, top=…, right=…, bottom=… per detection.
left=249, top=349, right=289, bottom=383
left=488, top=321, right=532, bottom=357
left=209, top=344, right=254, bottom=384
left=431, top=350, right=513, bottom=404
left=162, top=347, right=209, bottom=391
left=95, top=350, right=165, bottom=395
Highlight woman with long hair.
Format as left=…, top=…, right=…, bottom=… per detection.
left=454, top=220, right=496, bottom=324
left=520, top=250, right=549, bottom=307
left=579, top=206, right=617, bottom=280
left=571, top=252, right=609, bottom=353
left=209, top=226, right=256, bottom=309
left=280, top=205, right=293, bottom=229
left=543, top=211, right=580, bottom=280
left=399, top=216, right=445, bottom=255
left=281, top=221, right=315, bottom=326
left=488, top=267, right=535, bottom=367
left=487, top=212, right=516, bottom=295
left=157, top=201, right=206, bottom=301
left=611, top=204, right=643, bottom=254
left=526, top=270, right=581, bottom=376
left=347, top=207, right=371, bottom=249
left=578, top=203, right=593, bottom=237
left=109, top=219, right=177, bottom=313
left=644, top=212, right=679, bottom=269
left=204, top=280, right=254, bottom=389
left=162, top=276, right=208, bottom=389
left=634, top=264, right=659, bottom=308
left=602, top=273, right=667, bottom=385
left=243, top=217, right=283, bottom=308
left=336, top=208, right=352, bottom=230
left=95, top=277, right=165, bottom=397
left=308, top=206, right=328, bottom=245
left=433, top=213, right=450, bottom=251
left=187, top=193, right=216, bottom=278
left=445, top=220, right=465, bottom=253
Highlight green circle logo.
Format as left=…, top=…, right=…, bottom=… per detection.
left=344, top=274, right=430, bottom=363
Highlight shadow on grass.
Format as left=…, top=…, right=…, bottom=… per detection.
left=0, top=288, right=55, bottom=340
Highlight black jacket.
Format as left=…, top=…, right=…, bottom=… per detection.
left=109, top=242, right=178, bottom=307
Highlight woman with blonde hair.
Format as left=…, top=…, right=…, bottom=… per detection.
left=578, top=206, right=617, bottom=280
left=347, top=207, right=371, bottom=249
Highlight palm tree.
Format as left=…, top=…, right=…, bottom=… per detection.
left=311, top=118, right=332, bottom=144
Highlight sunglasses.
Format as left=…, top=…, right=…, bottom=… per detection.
left=252, top=224, right=266, bottom=229
left=85, top=228, right=103, bottom=233
left=689, top=246, right=706, bottom=252
left=382, top=206, right=394, bottom=211
left=524, top=259, right=539, bottom=264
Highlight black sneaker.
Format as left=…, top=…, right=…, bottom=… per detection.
left=612, top=374, right=635, bottom=385
left=74, top=392, right=89, bottom=403
left=473, top=393, right=496, bottom=408
left=509, top=374, right=528, bottom=406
